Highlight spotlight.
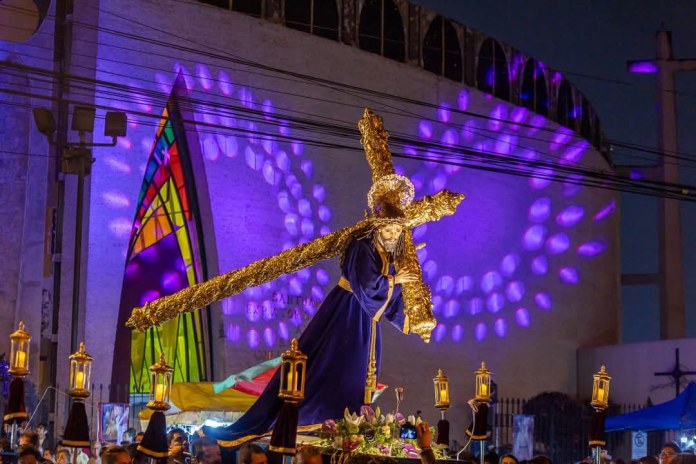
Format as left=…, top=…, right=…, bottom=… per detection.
left=104, top=111, right=127, bottom=138
left=71, top=106, right=96, bottom=133
left=32, top=108, right=56, bottom=138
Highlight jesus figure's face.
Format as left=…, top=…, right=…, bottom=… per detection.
left=378, top=224, right=403, bottom=253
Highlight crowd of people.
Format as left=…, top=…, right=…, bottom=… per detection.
left=4, top=419, right=696, bottom=464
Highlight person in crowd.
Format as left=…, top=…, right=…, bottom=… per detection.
left=639, top=456, right=659, bottom=464
left=500, top=454, right=519, bottom=464
left=193, top=436, right=221, bottom=464
left=120, top=429, right=136, bottom=446
left=167, top=428, right=190, bottom=464
left=87, top=442, right=101, bottom=464
left=100, top=446, right=131, bottom=464
left=528, top=456, right=552, bottom=464
left=238, top=444, right=267, bottom=464
left=660, top=443, right=682, bottom=464
left=19, top=431, right=39, bottom=450
left=36, top=424, right=52, bottom=455
left=42, top=449, right=55, bottom=463
left=415, top=421, right=436, bottom=464
left=18, top=447, right=42, bottom=464
left=297, top=445, right=322, bottom=464
left=55, top=449, right=71, bottom=464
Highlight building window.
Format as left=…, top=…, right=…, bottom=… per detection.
left=285, top=0, right=339, bottom=41
left=476, top=38, right=510, bottom=100
left=423, top=16, right=462, bottom=82
left=358, top=0, right=405, bottom=62
left=520, top=59, right=548, bottom=115
left=556, top=78, right=575, bottom=128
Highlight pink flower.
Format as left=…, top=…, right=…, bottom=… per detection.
left=322, top=419, right=337, bottom=434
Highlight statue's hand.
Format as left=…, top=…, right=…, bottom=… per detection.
left=394, top=268, right=419, bottom=285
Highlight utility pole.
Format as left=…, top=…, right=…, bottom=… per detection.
left=625, top=31, right=696, bottom=339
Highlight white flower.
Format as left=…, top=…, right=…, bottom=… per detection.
left=344, top=408, right=365, bottom=427
left=384, top=413, right=395, bottom=425
left=407, top=415, right=416, bottom=425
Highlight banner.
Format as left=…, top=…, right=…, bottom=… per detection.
left=512, top=414, right=534, bottom=460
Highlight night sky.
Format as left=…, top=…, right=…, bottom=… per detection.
left=413, top=0, right=696, bottom=340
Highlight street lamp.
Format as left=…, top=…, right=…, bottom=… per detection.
left=434, top=369, right=450, bottom=449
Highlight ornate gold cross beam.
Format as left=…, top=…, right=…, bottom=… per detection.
left=126, top=108, right=465, bottom=348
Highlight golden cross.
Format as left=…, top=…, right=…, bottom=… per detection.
left=127, top=109, right=465, bottom=386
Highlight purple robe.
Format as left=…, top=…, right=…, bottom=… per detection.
left=202, top=236, right=408, bottom=445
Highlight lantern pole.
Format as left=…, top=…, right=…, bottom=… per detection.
left=434, top=369, right=450, bottom=453
left=62, top=342, right=93, bottom=451
left=269, top=338, right=307, bottom=459
left=4, top=321, right=31, bottom=449
left=137, top=353, right=173, bottom=462
left=464, top=362, right=492, bottom=464
left=589, top=365, right=611, bottom=464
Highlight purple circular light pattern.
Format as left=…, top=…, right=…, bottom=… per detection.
left=451, top=324, right=464, bottom=343
left=534, top=293, right=552, bottom=310
left=531, top=255, right=548, bottom=275
left=577, top=241, right=607, bottom=257
left=263, top=327, right=275, bottom=347
left=528, top=197, right=551, bottom=223
left=493, top=318, right=507, bottom=338
left=515, top=308, right=530, bottom=327
left=556, top=205, right=585, bottom=227
left=405, top=96, right=614, bottom=343
left=443, top=300, right=460, bottom=318
left=487, top=292, right=505, bottom=313
left=523, top=225, right=547, bottom=250
left=559, top=267, right=580, bottom=284
left=161, top=271, right=182, bottom=292
left=593, top=199, right=615, bottom=222
left=438, top=104, right=451, bottom=123
left=225, top=324, right=241, bottom=343
left=469, top=297, right=483, bottom=315
left=505, top=281, right=525, bottom=302
left=246, top=329, right=260, bottom=348
left=277, top=321, right=289, bottom=341
left=481, top=271, right=503, bottom=293
left=433, top=323, right=447, bottom=343
left=546, top=232, right=570, bottom=255
left=500, top=254, right=520, bottom=277
left=436, top=275, right=454, bottom=296
left=474, top=323, right=487, bottom=342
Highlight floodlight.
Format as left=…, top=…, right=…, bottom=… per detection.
left=104, top=111, right=127, bottom=138
left=71, top=106, right=96, bottom=133
left=32, top=108, right=56, bottom=138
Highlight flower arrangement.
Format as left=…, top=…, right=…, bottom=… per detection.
left=318, top=406, right=445, bottom=460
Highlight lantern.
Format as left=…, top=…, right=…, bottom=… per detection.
left=9, top=321, right=31, bottom=377
left=147, top=353, right=172, bottom=411
left=591, top=365, right=611, bottom=411
left=68, top=342, right=92, bottom=399
left=279, top=338, right=307, bottom=401
left=474, top=362, right=491, bottom=403
left=434, top=369, right=450, bottom=410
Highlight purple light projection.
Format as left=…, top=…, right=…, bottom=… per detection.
left=399, top=88, right=614, bottom=343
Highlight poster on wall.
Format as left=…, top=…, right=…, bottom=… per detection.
left=512, top=414, right=534, bottom=461
left=98, top=403, right=130, bottom=444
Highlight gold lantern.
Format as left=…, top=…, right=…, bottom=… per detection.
left=147, top=353, right=173, bottom=411
left=68, top=342, right=92, bottom=399
left=474, top=362, right=492, bottom=403
left=279, top=338, right=307, bottom=401
left=591, top=365, right=611, bottom=411
left=9, top=321, right=31, bottom=377
left=434, top=369, right=450, bottom=410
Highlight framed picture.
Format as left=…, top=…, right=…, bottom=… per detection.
left=98, top=403, right=130, bottom=444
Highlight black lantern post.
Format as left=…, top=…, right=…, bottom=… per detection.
left=4, top=321, right=31, bottom=448
left=269, top=338, right=307, bottom=456
left=434, top=369, right=450, bottom=449
left=137, top=353, right=173, bottom=462
left=62, top=342, right=93, bottom=448
left=589, top=365, right=611, bottom=464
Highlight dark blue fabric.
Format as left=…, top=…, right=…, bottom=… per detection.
left=605, top=382, right=696, bottom=431
left=202, top=237, right=405, bottom=444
